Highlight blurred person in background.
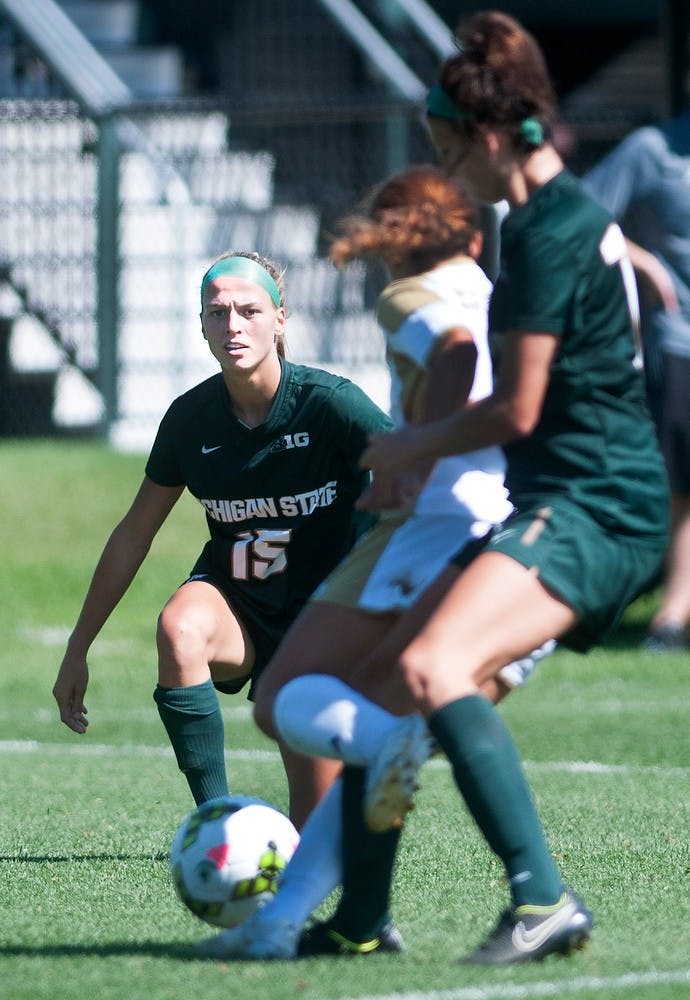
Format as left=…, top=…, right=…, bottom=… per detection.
left=582, top=37, right=690, bottom=651
left=52, top=250, right=392, bottom=828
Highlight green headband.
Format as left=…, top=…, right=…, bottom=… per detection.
left=426, top=83, right=472, bottom=121
left=426, top=83, right=544, bottom=146
left=201, top=256, right=282, bottom=308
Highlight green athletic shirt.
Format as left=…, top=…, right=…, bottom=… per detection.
left=490, top=169, right=669, bottom=540
left=145, top=359, right=393, bottom=621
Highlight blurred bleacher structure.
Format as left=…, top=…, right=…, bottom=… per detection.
left=0, top=0, right=680, bottom=449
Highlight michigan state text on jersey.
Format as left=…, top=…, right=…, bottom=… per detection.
left=146, top=359, right=392, bottom=636
left=52, top=250, right=392, bottom=829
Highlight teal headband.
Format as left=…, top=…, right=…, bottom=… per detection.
left=426, top=83, right=472, bottom=121
left=426, top=83, right=544, bottom=146
left=201, top=256, right=282, bottom=308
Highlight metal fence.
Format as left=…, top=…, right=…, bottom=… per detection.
left=0, top=1, right=658, bottom=449
left=0, top=95, right=438, bottom=447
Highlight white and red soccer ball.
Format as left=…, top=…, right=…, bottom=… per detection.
left=169, top=794, right=299, bottom=928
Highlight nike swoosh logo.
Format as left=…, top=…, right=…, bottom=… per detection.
left=201, top=444, right=223, bottom=455
left=512, top=904, right=573, bottom=953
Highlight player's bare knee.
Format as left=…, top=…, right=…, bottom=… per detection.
left=252, top=692, right=276, bottom=738
left=398, top=640, right=482, bottom=711
left=155, top=606, right=174, bottom=659
left=157, top=603, right=183, bottom=657
left=396, top=643, right=434, bottom=708
left=156, top=602, right=211, bottom=685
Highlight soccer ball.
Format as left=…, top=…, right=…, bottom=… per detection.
left=169, top=794, right=299, bottom=928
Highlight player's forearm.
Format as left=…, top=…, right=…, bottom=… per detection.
left=415, top=396, right=521, bottom=462
left=67, top=526, right=151, bottom=655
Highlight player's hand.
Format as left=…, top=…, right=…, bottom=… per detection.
left=357, top=467, right=428, bottom=512
left=53, top=651, right=90, bottom=734
left=359, top=425, right=427, bottom=480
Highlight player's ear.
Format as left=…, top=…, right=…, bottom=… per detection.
left=200, top=311, right=208, bottom=341
left=483, top=127, right=501, bottom=155
left=469, top=230, right=483, bottom=260
left=274, top=306, right=286, bottom=339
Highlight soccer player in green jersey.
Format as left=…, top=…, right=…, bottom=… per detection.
left=341, top=11, right=669, bottom=964
left=201, top=12, right=669, bottom=966
left=52, top=251, right=392, bottom=828
left=196, top=167, right=550, bottom=963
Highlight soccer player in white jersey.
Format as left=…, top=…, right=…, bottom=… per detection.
left=197, top=166, right=554, bottom=960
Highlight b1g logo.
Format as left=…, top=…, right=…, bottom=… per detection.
left=270, top=432, right=310, bottom=452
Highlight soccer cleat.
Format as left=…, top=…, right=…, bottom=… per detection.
left=297, top=919, right=405, bottom=956
left=463, top=890, right=593, bottom=965
left=498, top=638, right=557, bottom=688
left=364, top=714, right=434, bottom=833
left=196, top=913, right=302, bottom=960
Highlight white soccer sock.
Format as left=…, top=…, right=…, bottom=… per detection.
left=251, top=778, right=342, bottom=933
left=274, top=673, right=403, bottom=764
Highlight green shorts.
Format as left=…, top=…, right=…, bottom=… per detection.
left=479, top=499, right=666, bottom=652
left=184, top=545, right=300, bottom=701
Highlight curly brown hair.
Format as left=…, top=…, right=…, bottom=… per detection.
left=329, top=164, right=479, bottom=273
left=439, top=10, right=557, bottom=151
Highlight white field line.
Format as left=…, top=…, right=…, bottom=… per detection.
left=505, top=759, right=690, bottom=777
left=0, top=740, right=276, bottom=761
left=0, top=740, right=688, bottom=777
left=0, top=705, right=254, bottom=724
left=344, top=969, right=690, bottom=1000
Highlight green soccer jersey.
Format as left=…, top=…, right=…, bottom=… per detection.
left=145, top=359, right=393, bottom=620
left=490, top=170, right=669, bottom=540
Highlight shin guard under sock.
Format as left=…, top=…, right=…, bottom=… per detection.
left=154, top=679, right=228, bottom=805
left=428, top=694, right=563, bottom=907
left=329, top=765, right=401, bottom=941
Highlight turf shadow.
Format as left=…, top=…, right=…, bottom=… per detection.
left=0, top=941, right=200, bottom=960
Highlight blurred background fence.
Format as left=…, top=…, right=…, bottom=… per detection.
left=0, top=0, right=686, bottom=449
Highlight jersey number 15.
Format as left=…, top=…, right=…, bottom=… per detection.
left=231, top=529, right=291, bottom=581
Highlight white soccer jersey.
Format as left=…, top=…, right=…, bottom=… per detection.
left=314, top=259, right=547, bottom=686
left=377, top=259, right=512, bottom=522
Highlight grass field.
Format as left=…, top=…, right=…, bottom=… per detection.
left=1, top=440, right=688, bottom=1000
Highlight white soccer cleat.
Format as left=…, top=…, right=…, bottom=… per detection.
left=196, top=912, right=301, bottom=960
left=498, top=638, right=557, bottom=689
left=364, top=714, right=434, bottom=833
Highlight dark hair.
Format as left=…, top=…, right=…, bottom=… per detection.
left=438, top=11, right=557, bottom=151
left=329, top=164, right=479, bottom=273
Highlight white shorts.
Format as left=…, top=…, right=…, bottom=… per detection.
left=359, top=512, right=491, bottom=612
left=313, top=510, right=555, bottom=689
left=313, top=511, right=485, bottom=613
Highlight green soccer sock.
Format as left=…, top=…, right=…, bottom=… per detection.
left=428, top=694, right=563, bottom=908
left=153, top=679, right=228, bottom=806
left=328, top=765, right=402, bottom=942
